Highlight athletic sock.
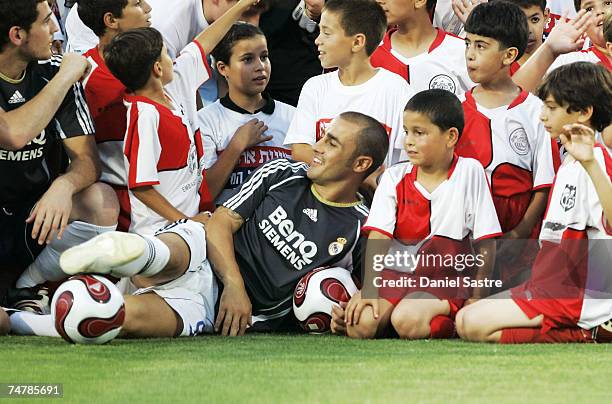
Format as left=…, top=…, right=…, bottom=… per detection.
left=429, top=315, right=456, bottom=339
left=9, top=312, right=59, bottom=337
left=16, top=221, right=117, bottom=288
left=500, top=327, right=592, bottom=344
left=129, top=235, right=170, bottom=277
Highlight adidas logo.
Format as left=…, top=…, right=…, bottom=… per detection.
left=302, top=208, right=318, bottom=222
left=8, top=90, right=26, bottom=104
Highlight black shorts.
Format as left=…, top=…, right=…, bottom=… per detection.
left=0, top=201, right=45, bottom=276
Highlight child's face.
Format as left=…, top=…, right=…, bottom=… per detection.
left=159, top=44, right=174, bottom=86
left=539, top=96, right=583, bottom=139
left=520, top=5, right=547, bottom=55
left=315, top=10, right=355, bottom=69
left=219, top=36, right=271, bottom=97
left=376, top=0, right=415, bottom=25
left=581, top=0, right=612, bottom=47
left=465, top=33, right=514, bottom=84
left=116, top=0, right=152, bottom=32
left=403, top=110, right=456, bottom=168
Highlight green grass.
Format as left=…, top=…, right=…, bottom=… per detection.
left=1, top=335, right=611, bottom=403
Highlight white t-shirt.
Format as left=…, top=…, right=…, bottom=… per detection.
left=371, top=28, right=474, bottom=96
left=66, top=0, right=208, bottom=58
left=284, top=69, right=415, bottom=167
left=123, top=42, right=211, bottom=234
left=548, top=47, right=612, bottom=72
left=198, top=95, right=295, bottom=202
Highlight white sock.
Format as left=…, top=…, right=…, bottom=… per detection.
left=137, top=235, right=171, bottom=277
left=17, top=221, right=117, bottom=288
left=9, top=312, right=59, bottom=337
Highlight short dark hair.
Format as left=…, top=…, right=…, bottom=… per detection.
left=340, top=111, right=389, bottom=177
left=465, top=1, right=529, bottom=60
left=573, top=0, right=584, bottom=12
left=426, top=0, right=438, bottom=13
left=323, top=0, right=387, bottom=56
left=604, top=11, right=612, bottom=43
left=211, top=22, right=265, bottom=65
left=404, top=89, right=465, bottom=138
left=537, top=62, right=612, bottom=132
left=0, top=0, right=46, bottom=52
left=78, top=0, right=129, bottom=37
left=503, top=0, right=546, bottom=12
left=104, top=27, right=164, bottom=92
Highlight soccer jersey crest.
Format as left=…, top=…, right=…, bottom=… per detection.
left=559, top=184, right=576, bottom=212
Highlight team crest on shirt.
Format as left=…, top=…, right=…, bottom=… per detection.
left=429, top=74, right=456, bottom=93
left=508, top=128, right=530, bottom=156
left=560, top=184, right=576, bottom=212
left=328, top=237, right=347, bottom=256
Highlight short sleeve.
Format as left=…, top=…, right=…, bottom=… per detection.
left=197, top=109, right=221, bottom=170
left=284, top=78, right=319, bottom=146
left=532, top=120, right=559, bottom=190
left=362, top=169, right=399, bottom=238
left=124, top=103, right=161, bottom=188
left=56, top=80, right=95, bottom=139
left=222, top=159, right=309, bottom=220
left=468, top=162, right=503, bottom=240
left=167, top=42, right=212, bottom=102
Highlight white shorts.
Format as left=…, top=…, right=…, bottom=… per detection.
left=118, top=219, right=218, bottom=336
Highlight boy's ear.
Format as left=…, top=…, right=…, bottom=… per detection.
left=103, top=12, right=120, bottom=31
left=502, top=46, right=519, bottom=66
left=216, top=61, right=228, bottom=79
left=446, top=127, right=459, bottom=148
left=152, top=60, right=163, bottom=79
left=414, top=0, right=428, bottom=10
left=351, top=33, right=367, bottom=54
left=577, top=106, right=594, bottom=124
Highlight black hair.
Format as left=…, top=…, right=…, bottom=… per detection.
left=104, top=27, right=164, bottom=92
left=78, top=0, right=129, bottom=37
left=404, top=89, right=465, bottom=137
left=465, top=1, right=529, bottom=60
left=537, top=62, right=612, bottom=132
left=340, top=111, right=389, bottom=177
left=0, top=0, right=46, bottom=51
left=322, top=0, right=387, bottom=56
left=504, top=0, right=546, bottom=12
left=211, top=22, right=265, bottom=65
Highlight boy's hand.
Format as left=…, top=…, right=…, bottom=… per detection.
left=452, top=0, right=488, bottom=24
left=304, top=0, right=325, bottom=20
left=331, top=302, right=347, bottom=335
left=544, top=10, right=592, bottom=57
left=560, top=124, right=596, bottom=163
left=344, top=290, right=379, bottom=326
left=229, top=119, right=272, bottom=152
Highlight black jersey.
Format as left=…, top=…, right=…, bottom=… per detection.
left=222, top=159, right=368, bottom=320
left=0, top=55, right=95, bottom=206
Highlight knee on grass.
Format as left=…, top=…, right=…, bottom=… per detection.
left=0, top=310, right=10, bottom=336
left=390, top=309, right=430, bottom=340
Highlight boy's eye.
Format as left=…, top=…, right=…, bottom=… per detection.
left=530, top=17, right=540, bottom=23
left=585, top=6, right=593, bottom=11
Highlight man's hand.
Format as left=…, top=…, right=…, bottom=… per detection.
left=560, top=123, right=596, bottom=163
left=215, top=280, right=252, bottom=336
left=236, top=0, right=262, bottom=12
left=344, top=290, right=378, bottom=326
left=452, top=0, right=488, bottom=24
left=228, top=119, right=272, bottom=152
left=51, top=40, right=63, bottom=55
left=304, top=0, right=325, bottom=20
left=331, top=302, right=347, bottom=335
left=543, top=10, right=592, bottom=57
left=26, top=178, right=75, bottom=245
left=57, top=52, right=91, bottom=84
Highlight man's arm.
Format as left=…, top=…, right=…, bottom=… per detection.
left=206, top=206, right=252, bottom=336
left=0, top=53, right=89, bottom=150
left=512, top=10, right=592, bottom=92
left=27, top=135, right=100, bottom=245
left=194, top=0, right=260, bottom=54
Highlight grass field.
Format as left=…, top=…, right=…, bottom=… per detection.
left=1, top=335, right=611, bottom=403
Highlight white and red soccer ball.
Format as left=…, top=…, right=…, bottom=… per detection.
left=51, top=275, right=125, bottom=344
left=293, top=267, right=358, bottom=333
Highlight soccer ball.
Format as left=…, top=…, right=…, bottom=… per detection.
left=293, top=267, right=358, bottom=333
left=51, top=275, right=125, bottom=344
